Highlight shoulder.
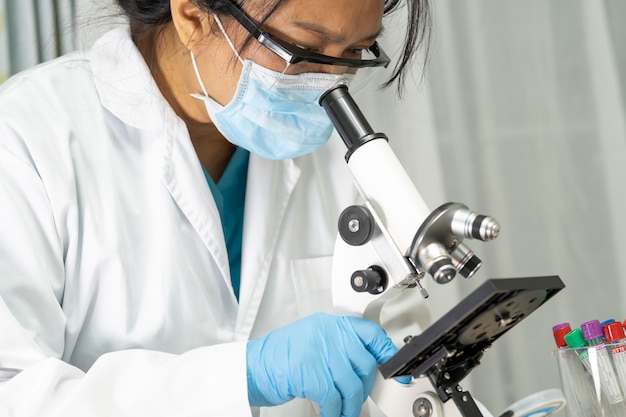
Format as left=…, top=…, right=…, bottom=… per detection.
left=0, top=26, right=170, bottom=154
left=0, top=26, right=140, bottom=121
left=0, top=26, right=161, bottom=185
left=0, top=51, right=102, bottom=173
left=0, top=51, right=97, bottom=117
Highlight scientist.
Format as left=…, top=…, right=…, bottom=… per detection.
left=0, top=0, right=430, bottom=416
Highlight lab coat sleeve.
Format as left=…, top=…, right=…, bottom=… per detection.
left=0, top=126, right=252, bottom=416
left=0, top=345, right=251, bottom=417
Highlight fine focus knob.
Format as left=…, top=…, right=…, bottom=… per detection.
left=350, top=265, right=388, bottom=294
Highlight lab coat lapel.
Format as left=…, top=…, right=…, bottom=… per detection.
left=236, top=155, right=300, bottom=339
left=161, top=114, right=233, bottom=296
left=93, top=25, right=231, bottom=287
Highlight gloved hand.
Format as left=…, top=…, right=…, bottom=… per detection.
left=246, top=312, right=401, bottom=417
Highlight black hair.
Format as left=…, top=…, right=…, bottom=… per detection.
left=114, top=0, right=431, bottom=95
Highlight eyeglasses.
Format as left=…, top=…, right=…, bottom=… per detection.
left=220, top=1, right=391, bottom=69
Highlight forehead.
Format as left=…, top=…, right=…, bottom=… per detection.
left=255, top=0, right=385, bottom=41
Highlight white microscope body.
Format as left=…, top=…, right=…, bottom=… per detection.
left=320, top=85, right=501, bottom=417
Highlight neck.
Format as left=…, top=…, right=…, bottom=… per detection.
left=134, top=24, right=236, bottom=182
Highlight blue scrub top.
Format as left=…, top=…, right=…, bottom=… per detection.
left=202, top=148, right=249, bottom=301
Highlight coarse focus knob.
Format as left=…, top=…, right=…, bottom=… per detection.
left=338, top=205, right=374, bottom=246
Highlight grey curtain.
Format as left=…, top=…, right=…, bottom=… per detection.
left=360, top=1, right=626, bottom=414
left=2, top=0, right=78, bottom=76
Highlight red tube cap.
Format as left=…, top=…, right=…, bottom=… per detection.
left=605, top=322, right=626, bottom=343
left=553, top=323, right=572, bottom=348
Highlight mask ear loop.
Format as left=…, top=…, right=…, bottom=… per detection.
left=189, top=14, right=247, bottom=99
left=190, top=51, right=210, bottom=98
left=212, top=13, right=244, bottom=65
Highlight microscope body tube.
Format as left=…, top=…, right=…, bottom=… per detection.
left=346, top=139, right=432, bottom=259
left=320, top=84, right=432, bottom=269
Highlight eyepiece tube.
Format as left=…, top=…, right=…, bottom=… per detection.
left=319, top=84, right=388, bottom=161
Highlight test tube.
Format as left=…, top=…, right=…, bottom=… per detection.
left=605, top=322, right=626, bottom=394
left=581, top=320, right=625, bottom=405
left=564, top=329, right=591, bottom=369
left=553, top=323, right=598, bottom=417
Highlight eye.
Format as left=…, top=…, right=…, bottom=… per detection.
left=292, top=40, right=372, bottom=60
left=346, top=43, right=374, bottom=59
left=347, top=48, right=365, bottom=57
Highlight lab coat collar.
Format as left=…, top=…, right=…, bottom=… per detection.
left=90, top=27, right=233, bottom=296
left=90, top=26, right=173, bottom=132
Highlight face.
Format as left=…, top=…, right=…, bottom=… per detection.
left=187, top=0, right=385, bottom=107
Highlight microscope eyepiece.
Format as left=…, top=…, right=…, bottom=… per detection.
left=319, top=84, right=388, bottom=162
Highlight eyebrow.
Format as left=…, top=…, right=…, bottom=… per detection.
left=291, top=21, right=385, bottom=44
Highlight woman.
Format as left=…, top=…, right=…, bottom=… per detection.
left=0, top=0, right=430, bottom=416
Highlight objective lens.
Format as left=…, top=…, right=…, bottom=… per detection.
left=418, top=242, right=457, bottom=284
left=451, top=209, right=500, bottom=241
left=450, top=243, right=482, bottom=279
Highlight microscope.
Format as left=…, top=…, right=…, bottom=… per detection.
left=319, top=85, right=565, bottom=417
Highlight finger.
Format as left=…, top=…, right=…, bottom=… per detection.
left=312, top=379, right=343, bottom=417
left=395, top=375, right=412, bottom=384
left=339, top=341, right=377, bottom=403
left=344, top=316, right=398, bottom=364
left=347, top=318, right=413, bottom=384
left=343, top=338, right=411, bottom=392
left=327, top=354, right=365, bottom=417
left=340, top=317, right=399, bottom=402
left=299, top=358, right=343, bottom=417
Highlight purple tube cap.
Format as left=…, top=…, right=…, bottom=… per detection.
left=581, top=320, right=603, bottom=341
left=552, top=322, right=570, bottom=332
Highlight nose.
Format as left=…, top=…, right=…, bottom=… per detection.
left=322, top=64, right=351, bottom=75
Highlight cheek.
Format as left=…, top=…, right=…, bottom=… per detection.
left=238, top=37, right=289, bottom=74
left=194, top=47, right=244, bottom=105
left=214, top=63, right=244, bottom=105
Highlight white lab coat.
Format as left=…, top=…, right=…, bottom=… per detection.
left=0, top=26, right=358, bottom=416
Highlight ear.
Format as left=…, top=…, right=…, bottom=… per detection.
left=170, top=0, right=213, bottom=52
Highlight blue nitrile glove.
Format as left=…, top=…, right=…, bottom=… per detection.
left=246, top=312, right=401, bottom=417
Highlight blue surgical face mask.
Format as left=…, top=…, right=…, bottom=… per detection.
left=190, top=16, right=351, bottom=160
